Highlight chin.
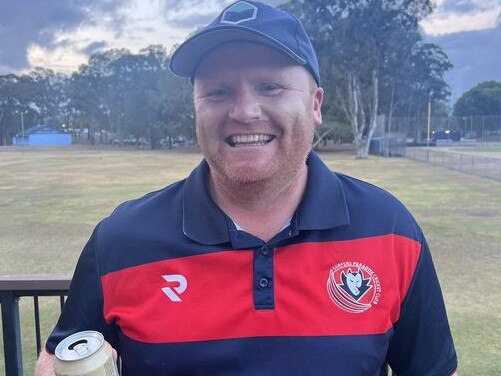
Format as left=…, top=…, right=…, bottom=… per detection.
left=220, top=163, right=278, bottom=184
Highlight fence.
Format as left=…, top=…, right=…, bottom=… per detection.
left=405, top=147, right=501, bottom=181
left=459, top=115, right=501, bottom=142
left=0, top=275, right=70, bottom=376
left=375, top=115, right=501, bottom=144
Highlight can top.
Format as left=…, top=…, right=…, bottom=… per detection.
left=55, top=330, right=104, bottom=361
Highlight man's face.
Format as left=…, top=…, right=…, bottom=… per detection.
left=193, top=42, right=323, bottom=185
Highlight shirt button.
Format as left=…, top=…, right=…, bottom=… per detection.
left=258, top=277, right=269, bottom=288
left=260, top=246, right=270, bottom=256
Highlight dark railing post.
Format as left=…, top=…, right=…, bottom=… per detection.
left=0, top=291, right=23, bottom=376
left=34, top=296, right=42, bottom=355
left=0, top=274, right=71, bottom=376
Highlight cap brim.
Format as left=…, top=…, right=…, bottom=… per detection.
left=170, top=25, right=307, bottom=78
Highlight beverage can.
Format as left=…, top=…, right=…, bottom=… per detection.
left=54, top=330, right=119, bottom=376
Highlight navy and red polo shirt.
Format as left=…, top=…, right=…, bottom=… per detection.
left=46, top=152, right=457, bottom=375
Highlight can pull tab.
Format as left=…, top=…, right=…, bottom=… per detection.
left=69, top=339, right=90, bottom=356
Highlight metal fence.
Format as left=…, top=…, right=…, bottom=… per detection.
left=375, top=115, right=501, bottom=144
left=405, top=147, right=501, bottom=181
left=0, top=275, right=70, bottom=376
left=459, top=115, right=501, bottom=142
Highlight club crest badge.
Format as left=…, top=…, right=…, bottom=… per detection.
left=327, top=261, right=381, bottom=313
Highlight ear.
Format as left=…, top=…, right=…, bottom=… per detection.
left=313, top=86, right=324, bottom=126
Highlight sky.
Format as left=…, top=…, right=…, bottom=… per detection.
left=421, top=0, right=501, bottom=100
left=0, top=0, right=500, bottom=99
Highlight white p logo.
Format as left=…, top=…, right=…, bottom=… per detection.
left=161, top=274, right=187, bottom=302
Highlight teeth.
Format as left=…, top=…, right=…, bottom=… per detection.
left=230, top=134, right=273, bottom=145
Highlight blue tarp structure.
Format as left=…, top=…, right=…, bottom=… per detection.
left=12, top=124, right=72, bottom=146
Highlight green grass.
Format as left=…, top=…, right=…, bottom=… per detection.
left=451, top=146, right=501, bottom=153
left=1, top=146, right=500, bottom=375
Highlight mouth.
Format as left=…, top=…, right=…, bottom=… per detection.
left=225, top=134, right=275, bottom=148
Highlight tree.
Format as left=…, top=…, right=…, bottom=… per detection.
left=284, top=0, right=451, bottom=157
left=0, top=74, right=20, bottom=145
left=109, top=45, right=194, bottom=149
left=67, top=46, right=194, bottom=148
left=454, top=80, right=501, bottom=117
left=69, top=49, right=132, bottom=145
left=0, top=70, right=73, bottom=145
left=403, top=42, right=452, bottom=116
left=27, top=68, right=68, bottom=124
left=0, top=74, right=38, bottom=145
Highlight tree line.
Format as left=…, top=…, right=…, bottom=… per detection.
left=453, top=81, right=501, bottom=117
left=0, top=0, right=460, bottom=157
left=285, top=0, right=454, bottom=156
left=0, top=45, right=194, bottom=149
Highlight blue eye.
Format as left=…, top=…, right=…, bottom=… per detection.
left=206, top=88, right=231, bottom=100
left=259, top=83, right=281, bottom=95
left=212, top=89, right=228, bottom=96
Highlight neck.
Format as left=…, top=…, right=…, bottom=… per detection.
left=209, top=164, right=308, bottom=241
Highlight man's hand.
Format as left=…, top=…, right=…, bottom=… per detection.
left=35, top=349, right=56, bottom=376
left=35, top=346, right=118, bottom=376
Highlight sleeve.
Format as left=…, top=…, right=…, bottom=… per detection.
left=45, top=223, right=119, bottom=354
left=387, top=237, right=457, bottom=375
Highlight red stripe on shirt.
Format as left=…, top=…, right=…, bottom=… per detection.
left=101, top=234, right=420, bottom=343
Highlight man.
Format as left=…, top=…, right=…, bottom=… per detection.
left=36, top=1, right=458, bottom=375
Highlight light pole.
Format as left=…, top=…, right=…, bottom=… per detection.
left=15, top=109, right=28, bottom=142
left=426, top=91, right=434, bottom=147
left=20, top=112, right=25, bottom=139
left=426, top=100, right=431, bottom=147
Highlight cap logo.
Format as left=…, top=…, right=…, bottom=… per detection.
left=220, top=1, right=258, bottom=24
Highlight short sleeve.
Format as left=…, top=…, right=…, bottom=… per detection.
left=45, top=224, right=119, bottom=353
left=387, top=238, right=457, bottom=375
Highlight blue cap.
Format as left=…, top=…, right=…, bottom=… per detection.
left=169, top=1, right=320, bottom=86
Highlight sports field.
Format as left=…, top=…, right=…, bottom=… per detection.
left=452, top=145, right=501, bottom=154
left=0, top=146, right=500, bottom=375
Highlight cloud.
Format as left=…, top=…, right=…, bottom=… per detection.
left=81, top=41, right=109, bottom=56
left=440, top=0, right=481, bottom=13
left=421, top=0, right=501, bottom=101
left=441, top=0, right=500, bottom=13
left=0, top=0, right=130, bottom=74
left=161, top=0, right=286, bottom=29
left=0, top=0, right=294, bottom=74
left=162, top=2, right=223, bottom=29
left=421, top=0, right=501, bottom=36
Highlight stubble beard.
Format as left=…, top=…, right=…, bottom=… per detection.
left=197, top=119, right=314, bottom=193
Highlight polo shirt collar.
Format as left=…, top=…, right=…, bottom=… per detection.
left=182, top=159, right=230, bottom=245
left=296, top=152, right=350, bottom=230
left=182, top=152, right=350, bottom=245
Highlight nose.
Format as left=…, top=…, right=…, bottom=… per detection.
left=228, top=88, right=262, bottom=124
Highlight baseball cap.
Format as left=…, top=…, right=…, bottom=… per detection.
left=169, top=0, right=320, bottom=85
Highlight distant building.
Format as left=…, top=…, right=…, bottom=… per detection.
left=12, top=125, right=72, bottom=146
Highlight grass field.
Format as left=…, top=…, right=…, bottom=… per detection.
left=452, top=146, right=501, bottom=153
left=1, top=146, right=500, bottom=375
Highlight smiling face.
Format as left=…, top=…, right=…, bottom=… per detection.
left=193, top=42, right=323, bottom=186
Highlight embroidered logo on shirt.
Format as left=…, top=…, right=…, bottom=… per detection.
left=161, top=274, right=187, bottom=302
left=327, top=262, right=381, bottom=313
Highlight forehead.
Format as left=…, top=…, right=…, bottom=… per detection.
left=194, top=41, right=305, bottom=81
